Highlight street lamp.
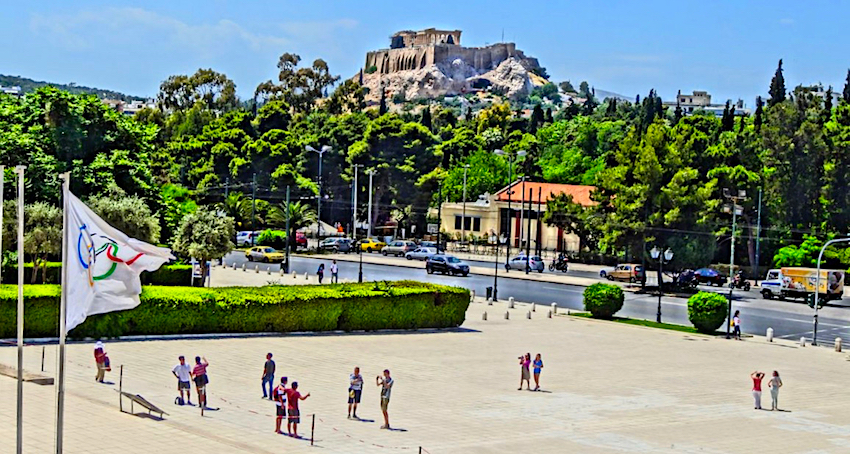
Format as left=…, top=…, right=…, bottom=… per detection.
left=366, top=169, right=376, bottom=238
left=722, top=188, right=747, bottom=339
left=461, top=164, right=470, bottom=248
left=493, top=149, right=526, bottom=270
left=650, top=246, right=674, bottom=323
left=306, top=145, right=332, bottom=239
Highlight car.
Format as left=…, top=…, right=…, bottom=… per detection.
left=236, top=230, right=261, bottom=247
left=405, top=247, right=438, bottom=261
left=245, top=246, right=285, bottom=263
left=693, top=268, right=727, bottom=286
left=599, top=266, right=615, bottom=279
left=360, top=238, right=386, bottom=253
left=318, top=238, right=354, bottom=253
left=607, top=264, right=645, bottom=283
left=419, top=240, right=442, bottom=251
left=426, top=254, right=470, bottom=276
left=295, top=232, right=308, bottom=249
left=382, top=240, right=417, bottom=257
left=505, top=255, right=545, bottom=273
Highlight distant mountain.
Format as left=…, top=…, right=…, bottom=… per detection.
left=0, top=74, right=144, bottom=101
left=594, top=88, right=631, bottom=102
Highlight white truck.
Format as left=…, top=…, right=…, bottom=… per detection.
left=760, top=267, right=845, bottom=302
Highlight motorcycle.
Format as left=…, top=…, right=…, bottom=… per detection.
left=730, top=273, right=751, bottom=291
left=548, top=257, right=569, bottom=273
left=675, top=269, right=698, bottom=290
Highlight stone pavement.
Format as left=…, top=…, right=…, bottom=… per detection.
left=3, top=298, right=850, bottom=453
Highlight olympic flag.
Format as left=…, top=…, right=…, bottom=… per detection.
left=64, top=191, right=175, bottom=333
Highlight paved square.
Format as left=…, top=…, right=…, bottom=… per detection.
left=3, top=299, right=850, bottom=453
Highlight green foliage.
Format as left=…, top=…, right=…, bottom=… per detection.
left=768, top=59, right=786, bottom=108
left=687, top=291, right=727, bottom=333
left=144, top=264, right=193, bottom=286
left=0, top=262, right=190, bottom=286
left=23, top=202, right=62, bottom=283
left=0, top=74, right=143, bottom=101
left=172, top=207, right=235, bottom=281
left=582, top=283, right=624, bottom=319
left=0, top=281, right=470, bottom=338
left=365, top=65, right=378, bottom=74
left=87, top=193, right=160, bottom=243
left=257, top=229, right=287, bottom=249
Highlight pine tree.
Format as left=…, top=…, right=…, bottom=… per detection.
left=844, top=69, right=850, bottom=104
left=754, top=96, right=764, bottom=133
left=768, top=59, right=786, bottom=107
left=420, top=106, right=432, bottom=130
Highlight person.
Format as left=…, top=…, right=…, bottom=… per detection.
left=192, top=356, right=210, bottom=409
left=751, top=371, right=765, bottom=410
left=93, top=341, right=109, bottom=383
left=377, top=369, right=394, bottom=429
left=285, top=382, right=310, bottom=437
left=348, top=366, right=364, bottom=419
left=518, top=353, right=531, bottom=390
left=732, top=310, right=742, bottom=340
left=330, top=260, right=339, bottom=284
left=532, top=354, right=544, bottom=391
left=317, top=263, right=325, bottom=283
left=172, top=355, right=193, bottom=405
left=262, top=353, right=275, bottom=400
left=768, top=371, right=783, bottom=411
left=273, top=376, right=288, bottom=434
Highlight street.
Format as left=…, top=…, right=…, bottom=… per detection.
left=222, top=251, right=850, bottom=345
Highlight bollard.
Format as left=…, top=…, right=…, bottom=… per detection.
left=766, top=327, right=774, bottom=342
left=508, top=297, right=515, bottom=309
left=255, top=265, right=259, bottom=273
left=292, top=271, right=297, bottom=279
left=836, top=338, right=843, bottom=352
left=242, top=263, right=246, bottom=271
left=551, top=303, right=557, bottom=314
left=279, top=267, right=284, bottom=276
left=482, top=311, right=487, bottom=321
left=527, top=311, right=531, bottom=319
left=800, top=337, right=806, bottom=347
left=470, top=290, right=475, bottom=301
left=267, top=268, right=271, bottom=275
left=532, top=303, right=536, bottom=312
left=305, top=272, right=309, bottom=280
left=547, top=310, right=552, bottom=318
left=505, top=311, right=510, bottom=320
left=487, top=298, right=493, bottom=306
left=232, top=263, right=236, bottom=270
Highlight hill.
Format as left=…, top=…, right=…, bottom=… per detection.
left=0, top=74, right=144, bottom=101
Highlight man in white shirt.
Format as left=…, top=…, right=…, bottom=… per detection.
left=330, top=260, right=339, bottom=283
left=348, top=366, right=363, bottom=419
left=171, top=355, right=192, bottom=405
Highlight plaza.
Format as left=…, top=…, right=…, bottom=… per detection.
left=2, top=298, right=850, bottom=453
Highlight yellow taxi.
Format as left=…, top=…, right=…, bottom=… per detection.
left=246, top=246, right=285, bottom=262
left=360, top=238, right=386, bottom=253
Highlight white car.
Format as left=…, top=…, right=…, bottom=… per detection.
left=236, top=230, right=261, bottom=247
left=405, top=247, right=438, bottom=261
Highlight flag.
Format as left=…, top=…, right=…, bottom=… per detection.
left=65, top=192, right=174, bottom=333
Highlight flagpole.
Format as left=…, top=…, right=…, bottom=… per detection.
left=13, top=165, right=23, bottom=454
left=55, top=172, right=70, bottom=454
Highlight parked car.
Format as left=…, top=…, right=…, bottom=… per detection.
left=419, top=240, right=442, bottom=251
left=236, top=230, right=262, bottom=247
left=599, top=266, right=615, bottom=279
left=405, top=247, right=438, bottom=261
left=360, top=238, right=386, bottom=253
left=382, top=240, right=417, bottom=257
left=693, top=268, right=727, bottom=286
left=295, top=232, right=308, bottom=249
left=319, top=238, right=354, bottom=253
left=246, top=246, right=285, bottom=263
left=505, top=255, right=545, bottom=273
left=606, top=264, right=645, bottom=283
left=426, top=254, right=470, bottom=276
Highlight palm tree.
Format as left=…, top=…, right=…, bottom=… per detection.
left=218, top=193, right=252, bottom=230
left=268, top=201, right=317, bottom=249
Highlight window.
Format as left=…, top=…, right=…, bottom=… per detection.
left=473, top=218, right=481, bottom=232
left=454, top=215, right=462, bottom=230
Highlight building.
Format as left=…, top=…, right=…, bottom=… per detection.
left=664, top=90, right=751, bottom=117
left=437, top=181, right=596, bottom=252
left=0, top=85, right=22, bottom=97
left=100, top=98, right=156, bottom=116
left=800, top=83, right=842, bottom=106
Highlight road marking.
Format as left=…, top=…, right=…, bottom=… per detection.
left=542, top=286, right=585, bottom=293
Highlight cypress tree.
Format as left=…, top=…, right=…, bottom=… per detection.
left=420, top=106, right=432, bottom=130
left=825, top=85, right=834, bottom=117
left=844, top=69, right=850, bottom=104
left=379, top=88, right=387, bottom=115
left=529, top=104, right=544, bottom=133
left=768, top=59, right=786, bottom=107
left=754, top=96, right=764, bottom=133
left=545, top=107, right=554, bottom=123
left=738, top=113, right=747, bottom=134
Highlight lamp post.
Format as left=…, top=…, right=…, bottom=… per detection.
left=352, top=164, right=362, bottom=238
left=462, top=164, right=470, bottom=247
left=366, top=169, right=375, bottom=239
left=722, top=188, right=747, bottom=339
left=306, top=145, right=332, bottom=239
left=650, top=246, right=674, bottom=323
left=813, top=238, right=850, bottom=345
left=493, top=149, right=526, bottom=270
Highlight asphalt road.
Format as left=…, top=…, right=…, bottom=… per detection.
left=223, top=251, right=850, bottom=345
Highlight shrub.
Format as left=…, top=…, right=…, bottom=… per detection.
left=0, top=280, right=470, bottom=339
left=687, top=291, right=727, bottom=334
left=365, top=65, right=377, bottom=74
left=2, top=263, right=192, bottom=286
left=582, top=283, right=624, bottom=319
left=257, top=229, right=287, bottom=249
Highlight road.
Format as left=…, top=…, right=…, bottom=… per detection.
left=222, top=251, right=850, bottom=345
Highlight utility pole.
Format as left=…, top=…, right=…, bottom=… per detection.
left=284, top=186, right=290, bottom=273
left=723, top=189, right=747, bottom=339
left=519, top=176, right=526, bottom=252
left=352, top=164, right=362, bottom=239
left=754, top=188, right=763, bottom=285
left=493, top=149, right=526, bottom=270
left=306, top=145, right=331, bottom=239
left=525, top=187, right=532, bottom=274
left=536, top=186, right=542, bottom=256
left=366, top=169, right=375, bottom=238
left=251, top=172, right=257, bottom=246
left=462, top=164, right=469, bottom=245
left=437, top=180, right=443, bottom=251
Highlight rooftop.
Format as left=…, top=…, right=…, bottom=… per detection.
left=495, top=181, right=596, bottom=206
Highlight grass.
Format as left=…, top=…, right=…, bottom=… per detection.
left=569, top=312, right=704, bottom=334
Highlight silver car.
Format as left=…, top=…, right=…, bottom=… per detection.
left=505, top=255, right=545, bottom=273
left=405, top=247, right=438, bottom=261
left=382, top=240, right=417, bottom=257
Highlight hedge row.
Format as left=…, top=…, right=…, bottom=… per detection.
left=1, top=263, right=193, bottom=286
left=0, top=281, right=470, bottom=339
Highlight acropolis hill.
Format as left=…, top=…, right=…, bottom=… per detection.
left=360, top=28, right=546, bottom=102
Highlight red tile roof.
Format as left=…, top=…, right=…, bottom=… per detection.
left=494, top=181, right=596, bottom=206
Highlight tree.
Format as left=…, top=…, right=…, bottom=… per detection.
left=87, top=194, right=161, bottom=244
left=545, top=107, right=554, bottom=123
left=754, top=96, right=764, bottom=132
left=559, top=81, right=575, bottom=93
left=218, top=193, right=253, bottom=231
left=528, top=104, right=545, bottom=133
left=720, top=100, right=735, bottom=132
left=579, top=81, right=591, bottom=98
left=267, top=201, right=317, bottom=249
left=543, top=192, right=597, bottom=250
left=844, top=69, right=850, bottom=104
left=172, top=207, right=235, bottom=284
left=768, top=59, right=786, bottom=107
left=326, top=80, right=365, bottom=115
left=420, top=106, right=432, bottom=130
left=379, top=87, right=388, bottom=115
left=157, top=69, right=238, bottom=113
left=23, top=202, right=62, bottom=283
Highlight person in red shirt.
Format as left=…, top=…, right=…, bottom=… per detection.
left=751, top=371, right=765, bottom=410
left=93, top=341, right=109, bottom=383
left=192, top=356, right=210, bottom=409
left=285, top=382, right=310, bottom=438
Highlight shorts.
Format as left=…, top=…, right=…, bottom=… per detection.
left=194, top=375, right=208, bottom=390
left=348, top=388, right=362, bottom=404
left=288, top=408, right=300, bottom=423
left=178, top=380, right=190, bottom=390
left=276, top=406, right=286, bottom=418
left=533, top=369, right=541, bottom=375
left=380, top=397, right=390, bottom=411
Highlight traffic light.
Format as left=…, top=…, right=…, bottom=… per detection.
left=806, top=293, right=816, bottom=308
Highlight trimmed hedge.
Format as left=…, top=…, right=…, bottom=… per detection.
left=583, top=283, right=624, bottom=319
left=2, top=263, right=192, bottom=286
left=257, top=229, right=287, bottom=249
left=0, top=281, right=470, bottom=339
left=687, top=291, right=727, bottom=334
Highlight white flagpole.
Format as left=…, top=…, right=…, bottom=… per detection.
left=14, top=165, right=23, bottom=454
left=55, top=172, right=70, bottom=454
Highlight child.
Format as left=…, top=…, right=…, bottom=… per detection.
left=532, top=354, right=544, bottom=391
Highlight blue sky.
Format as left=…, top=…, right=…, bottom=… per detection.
left=2, top=1, right=846, bottom=107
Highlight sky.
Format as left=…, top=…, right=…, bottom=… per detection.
left=2, top=1, right=847, bottom=107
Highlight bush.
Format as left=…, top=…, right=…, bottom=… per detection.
left=0, top=280, right=470, bottom=339
left=143, top=265, right=193, bottom=286
left=257, top=229, right=287, bottom=249
left=2, top=262, right=192, bottom=286
left=687, top=291, right=727, bottom=334
left=582, top=283, right=624, bottom=319
left=2, top=262, right=62, bottom=284
left=365, top=65, right=377, bottom=74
